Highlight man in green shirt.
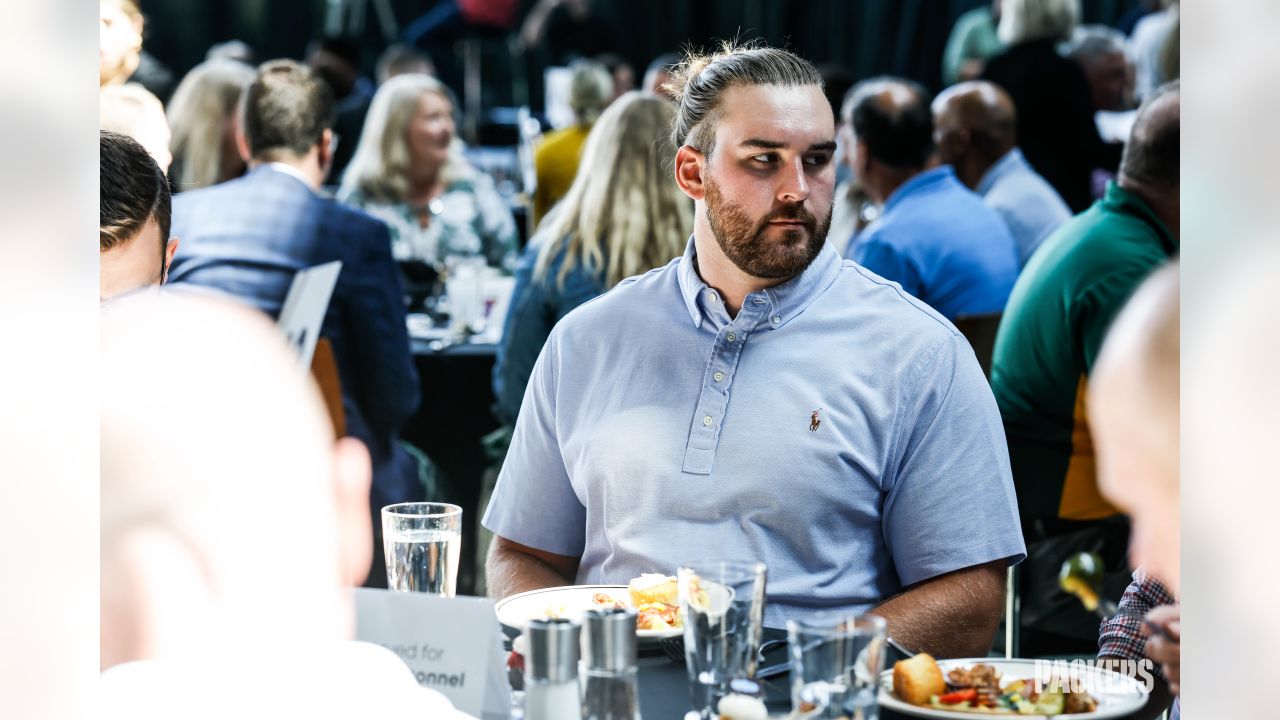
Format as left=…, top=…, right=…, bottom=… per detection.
left=942, top=1, right=1005, bottom=87
left=990, top=81, right=1179, bottom=654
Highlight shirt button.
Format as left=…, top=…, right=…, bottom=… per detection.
left=713, top=371, right=725, bottom=382
left=726, top=332, right=736, bottom=342
left=702, top=415, right=713, bottom=426
left=771, top=315, right=782, bottom=325
left=706, top=291, right=718, bottom=303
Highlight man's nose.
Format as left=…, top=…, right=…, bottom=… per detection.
left=777, top=157, right=810, bottom=204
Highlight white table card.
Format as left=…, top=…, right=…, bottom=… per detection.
left=353, top=588, right=511, bottom=720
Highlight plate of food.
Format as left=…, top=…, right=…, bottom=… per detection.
left=494, top=573, right=685, bottom=641
left=878, top=653, right=1148, bottom=718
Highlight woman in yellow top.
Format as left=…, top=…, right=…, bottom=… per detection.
left=531, top=58, right=613, bottom=226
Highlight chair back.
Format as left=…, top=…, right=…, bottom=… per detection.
left=310, top=337, right=346, bottom=437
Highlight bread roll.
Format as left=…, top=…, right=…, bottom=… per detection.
left=892, top=653, right=946, bottom=705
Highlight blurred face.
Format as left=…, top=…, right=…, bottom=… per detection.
left=1086, top=50, right=1133, bottom=111
left=406, top=91, right=454, bottom=172
left=99, top=2, right=141, bottom=83
left=1091, top=364, right=1181, bottom=594
left=700, top=84, right=837, bottom=279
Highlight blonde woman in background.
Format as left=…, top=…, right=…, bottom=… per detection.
left=166, top=58, right=255, bottom=192
left=338, top=73, right=516, bottom=270
left=493, top=91, right=691, bottom=424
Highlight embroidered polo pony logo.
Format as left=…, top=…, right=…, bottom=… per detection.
left=810, top=409, right=822, bottom=432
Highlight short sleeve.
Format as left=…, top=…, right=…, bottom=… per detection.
left=881, top=333, right=1026, bottom=587
left=852, top=234, right=924, bottom=300
left=481, top=328, right=587, bottom=557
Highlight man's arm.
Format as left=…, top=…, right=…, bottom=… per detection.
left=486, top=535, right=580, bottom=600
left=872, top=559, right=1006, bottom=659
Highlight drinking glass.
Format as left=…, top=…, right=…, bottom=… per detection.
left=677, top=560, right=767, bottom=719
left=787, top=612, right=887, bottom=720
left=381, top=502, right=462, bottom=596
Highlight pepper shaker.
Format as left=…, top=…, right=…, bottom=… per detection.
left=581, top=608, right=641, bottom=720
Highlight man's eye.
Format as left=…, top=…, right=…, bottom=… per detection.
left=751, top=154, right=776, bottom=164
left=804, top=154, right=832, bottom=167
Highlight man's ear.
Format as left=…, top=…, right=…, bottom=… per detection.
left=317, top=128, right=335, bottom=176
left=235, top=125, right=251, bottom=164
left=331, top=436, right=373, bottom=587
left=674, top=145, right=707, bottom=201
left=162, top=237, right=179, bottom=284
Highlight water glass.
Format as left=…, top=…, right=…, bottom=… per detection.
left=381, top=502, right=462, bottom=596
left=677, top=560, right=767, bottom=719
left=787, top=612, right=887, bottom=720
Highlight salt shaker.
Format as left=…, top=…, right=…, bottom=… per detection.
left=524, top=618, right=582, bottom=720
left=581, top=608, right=642, bottom=720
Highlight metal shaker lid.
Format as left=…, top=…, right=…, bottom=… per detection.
left=526, top=617, right=580, bottom=683
left=582, top=607, right=637, bottom=672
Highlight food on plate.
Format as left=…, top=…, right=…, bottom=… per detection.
left=893, top=653, right=947, bottom=705
left=536, top=574, right=685, bottom=631
left=893, top=655, right=1099, bottom=715
left=716, top=693, right=768, bottom=719
left=628, top=573, right=677, bottom=606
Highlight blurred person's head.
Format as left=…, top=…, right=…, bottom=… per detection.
left=567, top=58, right=613, bottom=126
left=669, top=42, right=835, bottom=283
left=238, top=60, right=335, bottom=189
left=931, top=80, right=1018, bottom=190
left=998, top=0, right=1079, bottom=45
left=1062, top=25, right=1134, bottom=111
left=340, top=73, right=472, bottom=203
left=595, top=53, right=636, bottom=101
left=1119, top=80, right=1180, bottom=239
left=375, top=44, right=434, bottom=85
left=1090, top=261, right=1179, bottom=593
left=841, top=77, right=934, bottom=205
left=535, top=92, right=691, bottom=289
left=100, top=131, right=177, bottom=302
left=205, top=39, right=254, bottom=65
left=101, top=294, right=373, bottom=669
left=306, top=35, right=363, bottom=101
left=99, top=0, right=143, bottom=87
left=100, top=83, right=171, bottom=172
left=644, top=52, right=682, bottom=101
left=167, top=58, right=255, bottom=191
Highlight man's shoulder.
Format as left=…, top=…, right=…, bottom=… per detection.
left=828, top=259, right=959, bottom=341
left=546, top=258, right=682, bottom=340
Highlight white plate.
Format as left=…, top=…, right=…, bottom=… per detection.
left=877, top=658, right=1149, bottom=719
left=494, top=584, right=683, bottom=641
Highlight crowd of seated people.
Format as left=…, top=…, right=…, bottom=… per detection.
left=99, top=2, right=1181, bottom=710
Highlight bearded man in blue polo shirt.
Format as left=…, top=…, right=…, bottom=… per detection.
left=483, top=44, right=1025, bottom=658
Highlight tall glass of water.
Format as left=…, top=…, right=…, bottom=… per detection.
left=677, top=560, right=767, bottom=719
left=787, top=612, right=887, bottom=720
left=381, top=502, right=462, bottom=596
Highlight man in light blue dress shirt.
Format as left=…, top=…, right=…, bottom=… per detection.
left=483, top=46, right=1024, bottom=656
left=933, top=81, right=1073, bottom=267
left=840, top=78, right=1019, bottom=320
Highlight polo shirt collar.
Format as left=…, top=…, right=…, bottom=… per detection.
left=677, top=234, right=842, bottom=330
left=975, top=148, right=1026, bottom=196
left=1102, top=181, right=1178, bottom=253
left=882, top=165, right=955, bottom=214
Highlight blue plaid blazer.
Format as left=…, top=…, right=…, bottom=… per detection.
left=170, top=165, right=421, bottom=502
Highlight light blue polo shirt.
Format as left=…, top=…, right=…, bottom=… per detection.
left=976, top=148, right=1073, bottom=268
left=483, top=238, right=1025, bottom=625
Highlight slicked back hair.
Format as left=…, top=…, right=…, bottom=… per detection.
left=100, top=130, right=170, bottom=256
left=241, top=59, right=334, bottom=161
left=667, top=42, right=823, bottom=156
left=845, top=77, right=934, bottom=170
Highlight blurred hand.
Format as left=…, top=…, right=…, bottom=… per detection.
left=1144, top=604, right=1181, bottom=696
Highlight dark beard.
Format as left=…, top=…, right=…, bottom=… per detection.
left=704, top=174, right=831, bottom=280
